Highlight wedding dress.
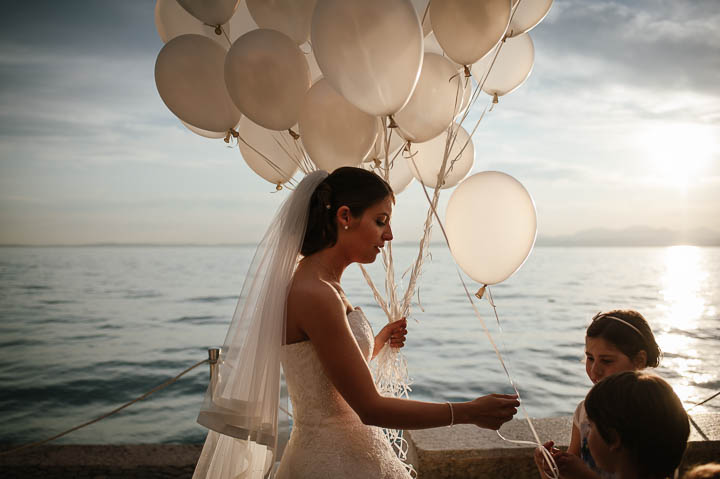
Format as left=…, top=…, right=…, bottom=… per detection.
left=275, top=308, right=413, bottom=479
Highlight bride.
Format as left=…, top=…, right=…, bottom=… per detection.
left=193, top=168, right=520, bottom=479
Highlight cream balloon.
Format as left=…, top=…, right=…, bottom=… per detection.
left=471, top=33, right=534, bottom=97
left=395, top=53, right=464, bottom=143
left=237, top=117, right=300, bottom=185
left=306, top=50, right=323, bottom=83
left=225, top=29, right=311, bottom=131
left=430, top=0, right=511, bottom=66
left=311, top=0, right=423, bottom=116
left=227, top=0, right=258, bottom=43
left=407, top=123, right=474, bottom=189
left=445, top=171, right=537, bottom=285
left=181, top=120, right=228, bottom=139
left=298, top=79, right=377, bottom=172
left=509, top=0, right=553, bottom=37
left=177, top=0, right=239, bottom=26
left=364, top=119, right=406, bottom=163
left=154, top=0, right=230, bottom=48
left=247, top=0, right=317, bottom=45
left=364, top=156, right=415, bottom=194
left=155, top=34, right=241, bottom=133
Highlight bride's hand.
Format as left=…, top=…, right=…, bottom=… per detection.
left=374, top=318, right=408, bottom=355
left=464, top=394, right=520, bottom=430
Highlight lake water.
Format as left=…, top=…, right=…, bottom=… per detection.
left=0, top=245, right=718, bottom=444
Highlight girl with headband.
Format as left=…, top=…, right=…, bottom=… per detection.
left=535, top=310, right=662, bottom=478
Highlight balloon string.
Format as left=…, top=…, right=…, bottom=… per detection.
left=410, top=165, right=559, bottom=479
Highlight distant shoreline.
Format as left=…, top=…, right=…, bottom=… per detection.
left=1, top=242, right=719, bottom=248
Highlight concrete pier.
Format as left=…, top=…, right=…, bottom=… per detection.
left=1, top=413, right=718, bottom=478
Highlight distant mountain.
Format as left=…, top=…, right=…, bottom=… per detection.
left=537, top=226, right=720, bottom=247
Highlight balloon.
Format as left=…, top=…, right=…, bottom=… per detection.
left=445, top=171, right=537, bottom=285
left=298, top=79, right=377, bottom=172
left=181, top=120, right=230, bottom=139
left=177, top=0, right=239, bottom=26
left=395, top=53, right=465, bottom=143
left=306, top=50, right=323, bottom=83
left=225, top=29, right=311, bottom=131
left=364, top=156, right=415, bottom=194
left=237, top=117, right=300, bottom=185
left=509, top=0, right=553, bottom=37
left=154, top=0, right=230, bottom=48
left=364, top=119, right=406, bottom=163
left=227, top=0, right=258, bottom=43
left=155, top=34, right=241, bottom=133
left=430, top=0, right=511, bottom=66
left=246, top=0, right=317, bottom=45
left=411, top=0, right=433, bottom=37
left=311, top=0, right=423, bottom=116
left=471, top=33, right=534, bottom=97
left=407, top=123, right=474, bottom=189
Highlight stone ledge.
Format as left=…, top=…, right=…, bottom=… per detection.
left=405, top=413, right=720, bottom=479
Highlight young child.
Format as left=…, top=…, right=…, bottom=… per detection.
left=535, top=310, right=662, bottom=478
left=583, top=371, right=690, bottom=478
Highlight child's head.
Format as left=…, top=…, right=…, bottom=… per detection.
left=585, top=310, right=661, bottom=384
left=683, top=463, right=720, bottom=479
left=585, top=371, right=689, bottom=478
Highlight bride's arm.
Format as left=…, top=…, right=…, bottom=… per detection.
left=289, top=284, right=519, bottom=430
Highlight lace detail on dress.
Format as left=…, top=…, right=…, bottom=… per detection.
left=276, top=309, right=412, bottom=479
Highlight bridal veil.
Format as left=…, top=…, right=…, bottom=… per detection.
left=193, top=171, right=328, bottom=479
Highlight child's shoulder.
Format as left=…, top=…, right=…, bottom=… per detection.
left=572, top=400, right=586, bottom=428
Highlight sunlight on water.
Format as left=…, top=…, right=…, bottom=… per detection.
left=656, top=246, right=714, bottom=410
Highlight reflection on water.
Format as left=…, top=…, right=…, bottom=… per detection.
left=656, top=246, right=718, bottom=412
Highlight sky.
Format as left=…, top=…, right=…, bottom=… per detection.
left=0, top=0, right=718, bottom=245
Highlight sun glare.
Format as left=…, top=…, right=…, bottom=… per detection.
left=636, top=123, right=717, bottom=189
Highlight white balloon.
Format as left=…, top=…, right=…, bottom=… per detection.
left=445, top=171, right=537, bottom=285
left=364, top=156, right=415, bottom=194
left=471, top=33, right=534, bottom=97
left=509, top=0, right=553, bottom=37
left=177, top=0, right=239, bottom=26
left=311, top=0, right=423, bottom=116
left=407, top=123, right=474, bottom=189
left=237, top=117, right=300, bottom=185
left=155, top=34, right=241, bottom=133
left=227, top=0, right=258, bottom=43
left=298, top=79, right=377, bottom=172
left=364, top=119, right=406, bottom=163
left=247, top=0, right=317, bottom=45
left=430, top=0, right=511, bottom=66
left=181, top=120, right=228, bottom=139
left=154, top=0, right=230, bottom=48
left=225, top=29, right=311, bottom=131
left=395, top=53, right=464, bottom=143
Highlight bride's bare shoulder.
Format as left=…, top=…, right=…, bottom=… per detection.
left=287, top=271, right=343, bottom=318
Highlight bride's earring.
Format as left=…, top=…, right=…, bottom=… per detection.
left=343, top=225, right=348, bottom=230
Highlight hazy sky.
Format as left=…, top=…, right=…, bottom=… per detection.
left=0, top=0, right=718, bottom=245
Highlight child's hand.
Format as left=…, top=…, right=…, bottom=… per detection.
left=534, top=441, right=560, bottom=477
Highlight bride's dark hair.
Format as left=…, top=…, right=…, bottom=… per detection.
left=302, top=167, right=394, bottom=256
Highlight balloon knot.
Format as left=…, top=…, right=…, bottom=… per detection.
left=475, top=285, right=487, bottom=300
left=502, top=33, right=509, bottom=43
left=230, top=128, right=239, bottom=138
left=463, top=66, right=471, bottom=78
left=214, top=25, right=222, bottom=35
left=276, top=183, right=283, bottom=191
left=288, top=128, right=300, bottom=140
left=387, top=115, right=398, bottom=129
left=373, top=158, right=381, bottom=168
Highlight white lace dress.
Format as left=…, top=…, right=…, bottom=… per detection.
left=275, top=308, right=413, bottom=478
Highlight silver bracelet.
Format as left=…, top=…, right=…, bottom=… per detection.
left=446, top=401, right=454, bottom=427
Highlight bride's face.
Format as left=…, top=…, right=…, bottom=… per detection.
left=342, top=195, right=394, bottom=264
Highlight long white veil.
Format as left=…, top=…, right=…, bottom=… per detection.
left=193, top=171, right=329, bottom=479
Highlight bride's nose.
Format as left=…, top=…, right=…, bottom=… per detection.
left=383, top=225, right=393, bottom=241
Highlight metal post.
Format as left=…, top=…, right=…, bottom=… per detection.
left=208, top=348, right=220, bottom=397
